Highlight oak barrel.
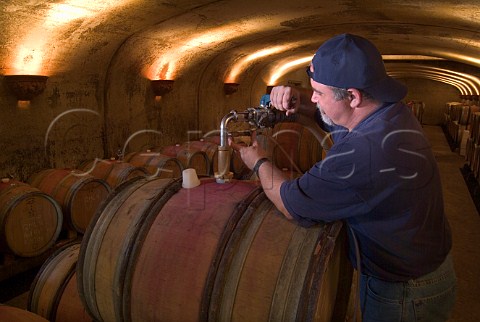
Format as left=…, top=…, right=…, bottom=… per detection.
left=182, top=140, right=219, bottom=175
left=77, top=177, right=352, bottom=322
left=157, top=144, right=211, bottom=176
left=0, top=179, right=62, bottom=257
left=78, top=159, right=148, bottom=188
left=28, top=169, right=111, bottom=234
left=266, top=122, right=326, bottom=173
left=123, top=151, right=183, bottom=178
left=0, top=305, right=49, bottom=322
left=181, top=139, right=249, bottom=178
left=28, top=242, right=92, bottom=322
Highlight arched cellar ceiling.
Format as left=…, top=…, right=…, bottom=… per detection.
left=1, top=0, right=479, bottom=90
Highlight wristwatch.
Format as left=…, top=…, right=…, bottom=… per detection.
left=253, top=157, right=270, bottom=176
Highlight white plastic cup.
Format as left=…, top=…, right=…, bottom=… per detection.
left=182, top=168, right=201, bottom=188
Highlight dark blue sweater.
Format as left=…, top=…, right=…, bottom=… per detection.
left=280, top=102, right=452, bottom=281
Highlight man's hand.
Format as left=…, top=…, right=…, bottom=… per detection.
left=269, top=86, right=300, bottom=116
left=230, top=131, right=293, bottom=220
left=229, top=132, right=268, bottom=169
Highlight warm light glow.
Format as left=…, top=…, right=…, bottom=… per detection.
left=44, top=0, right=134, bottom=27
left=149, top=61, right=176, bottom=81
left=423, top=47, right=480, bottom=68
left=449, top=54, right=480, bottom=67
left=438, top=69, right=480, bottom=94
left=46, top=4, right=91, bottom=25
left=268, top=56, right=312, bottom=85
left=227, top=46, right=289, bottom=83
left=382, top=55, right=445, bottom=60
left=389, top=64, right=480, bottom=95
left=183, top=32, right=230, bottom=49
left=390, top=72, right=468, bottom=95
left=146, top=25, right=239, bottom=80
left=17, top=101, right=31, bottom=110
left=13, top=45, right=46, bottom=74
left=389, top=70, right=470, bottom=94
left=145, top=19, right=272, bottom=80
left=9, top=0, right=134, bottom=74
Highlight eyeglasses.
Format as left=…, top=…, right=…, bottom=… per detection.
left=306, top=65, right=313, bottom=79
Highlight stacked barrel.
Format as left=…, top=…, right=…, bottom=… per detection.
left=3, top=121, right=347, bottom=322
left=407, top=100, right=425, bottom=124
left=465, top=110, right=480, bottom=179
left=75, top=177, right=351, bottom=322
left=444, top=102, right=480, bottom=155
left=28, top=242, right=92, bottom=322
left=126, top=136, right=251, bottom=180
left=28, top=169, right=112, bottom=237
left=444, top=102, right=464, bottom=150
left=1, top=137, right=230, bottom=289
left=0, top=179, right=63, bottom=259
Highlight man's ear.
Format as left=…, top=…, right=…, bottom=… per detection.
left=347, top=88, right=362, bottom=108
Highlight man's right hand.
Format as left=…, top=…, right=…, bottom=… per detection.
left=269, top=86, right=300, bottom=116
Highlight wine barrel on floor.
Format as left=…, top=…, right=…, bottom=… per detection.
left=77, top=177, right=352, bottom=322
left=0, top=305, right=49, bottom=322
left=0, top=179, right=63, bottom=257
left=156, top=144, right=211, bottom=176
left=181, top=140, right=219, bottom=176
left=28, top=169, right=111, bottom=234
left=180, top=139, right=250, bottom=179
left=268, top=122, right=326, bottom=173
left=78, top=158, right=148, bottom=188
left=123, top=151, right=183, bottom=178
left=28, top=242, right=92, bottom=322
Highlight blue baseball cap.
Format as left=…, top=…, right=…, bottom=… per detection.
left=307, top=33, right=407, bottom=102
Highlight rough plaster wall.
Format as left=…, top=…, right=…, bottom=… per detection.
left=104, top=35, right=204, bottom=155
left=197, top=54, right=269, bottom=135
left=402, top=78, right=460, bottom=125
left=0, top=1, right=220, bottom=181
left=0, top=74, right=104, bottom=181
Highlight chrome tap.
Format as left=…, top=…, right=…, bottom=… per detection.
left=215, top=106, right=295, bottom=183
left=215, top=110, right=245, bottom=183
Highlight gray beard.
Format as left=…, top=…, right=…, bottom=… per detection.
left=318, top=105, right=334, bottom=126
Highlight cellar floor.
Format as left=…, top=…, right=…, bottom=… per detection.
left=424, top=125, right=480, bottom=322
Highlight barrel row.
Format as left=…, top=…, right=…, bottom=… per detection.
left=129, top=121, right=326, bottom=180
left=123, top=136, right=252, bottom=179
left=21, top=149, right=201, bottom=239
left=2, top=124, right=327, bottom=319
left=0, top=178, right=63, bottom=258
left=0, top=305, right=50, bottom=322
left=23, top=128, right=332, bottom=322
left=27, top=242, right=92, bottom=322
left=465, top=111, right=480, bottom=182
left=444, top=102, right=471, bottom=125
left=407, top=100, right=425, bottom=124
left=444, top=102, right=480, bottom=154
left=0, top=160, right=150, bottom=258
left=258, top=122, right=326, bottom=174
left=126, top=122, right=326, bottom=181
left=26, top=177, right=352, bottom=322
left=0, top=124, right=323, bottom=260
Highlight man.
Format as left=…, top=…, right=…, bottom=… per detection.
left=230, top=34, right=456, bottom=321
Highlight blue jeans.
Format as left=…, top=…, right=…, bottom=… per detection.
left=360, top=254, right=456, bottom=322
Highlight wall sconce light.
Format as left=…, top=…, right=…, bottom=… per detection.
left=4, top=75, right=48, bottom=101
left=151, top=79, right=174, bottom=96
left=224, top=83, right=240, bottom=95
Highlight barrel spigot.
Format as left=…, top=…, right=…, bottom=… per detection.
left=214, top=111, right=238, bottom=183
